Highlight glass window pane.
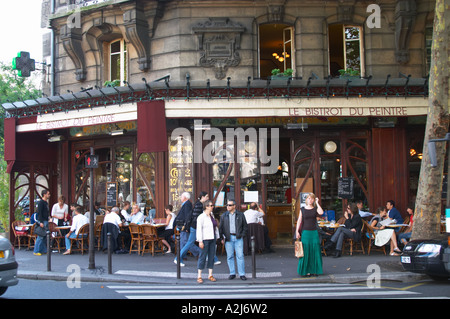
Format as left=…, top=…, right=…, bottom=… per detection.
left=111, top=41, right=121, bottom=54
left=345, top=38, right=361, bottom=72
left=110, top=54, right=120, bottom=81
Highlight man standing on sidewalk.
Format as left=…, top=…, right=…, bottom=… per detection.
left=173, top=192, right=198, bottom=266
left=219, top=200, right=248, bottom=280
left=34, top=190, right=50, bottom=256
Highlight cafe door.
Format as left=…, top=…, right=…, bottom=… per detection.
left=291, top=130, right=370, bottom=221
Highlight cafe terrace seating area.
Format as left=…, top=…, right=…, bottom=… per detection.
left=10, top=213, right=445, bottom=258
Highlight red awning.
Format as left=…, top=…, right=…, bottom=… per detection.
left=4, top=118, right=16, bottom=173
left=137, top=100, right=167, bottom=153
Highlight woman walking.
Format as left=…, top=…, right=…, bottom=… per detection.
left=196, top=200, right=219, bottom=283
left=295, top=193, right=324, bottom=277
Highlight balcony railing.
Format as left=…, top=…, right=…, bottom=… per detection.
left=68, top=0, right=113, bottom=8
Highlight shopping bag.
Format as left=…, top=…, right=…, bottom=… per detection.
left=295, top=240, right=303, bottom=258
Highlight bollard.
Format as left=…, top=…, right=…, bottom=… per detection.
left=176, top=229, right=181, bottom=279
left=46, top=230, right=51, bottom=272
left=107, top=232, right=112, bottom=275
left=251, top=235, right=256, bottom=279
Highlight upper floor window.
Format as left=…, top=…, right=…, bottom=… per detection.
left=259, top=24, right=294, bottom=78
left=109, top=39, right=127, bottom=85
left=328, top=24, right=364, bottom=77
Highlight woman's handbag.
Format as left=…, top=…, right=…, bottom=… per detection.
left=34, top=223, right=48, bottom=237
left=295, top=239, right=304, bottom=258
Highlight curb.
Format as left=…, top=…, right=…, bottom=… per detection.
left=18, top=269, right=428, bottom=285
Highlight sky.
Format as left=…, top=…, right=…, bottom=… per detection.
left=0, top=0, right=47, bottom=65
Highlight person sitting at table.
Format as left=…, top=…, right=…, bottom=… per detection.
left=157, top=204, right=176, bottom=253
left=369, top=207, right=402, bottom=256
left=63, top=206, right=89, bottom=255
left=356, top=200, right=374, bottom=219
left=398, top=205, right=414, bottom=246
left=244, top=202, right=274, bottom=253
left=120, top=201, right=132, bottom=223
left=324, top=203, right=363, bottom=258
left=386, top=200, right=404, bottom=229
left=102, top=206, right=129, bottom=253
left=130, top=204, right=145, bottom=224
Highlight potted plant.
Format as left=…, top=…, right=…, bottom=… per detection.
left=271, top=68, right=294, bottom=79
left=338, top=68, right=360, bottom=79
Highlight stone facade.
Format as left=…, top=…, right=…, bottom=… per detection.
left=42, top=0, right=435, bottom=96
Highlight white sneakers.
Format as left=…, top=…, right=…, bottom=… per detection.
left=174, top=259, right=185, bottom=267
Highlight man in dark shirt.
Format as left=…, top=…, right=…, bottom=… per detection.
left=34, top=190, right=51, bottom=256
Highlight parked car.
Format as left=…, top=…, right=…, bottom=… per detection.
left=401, top=239, right=450, bottom=281
left=0, top=237, right=19, bottom=296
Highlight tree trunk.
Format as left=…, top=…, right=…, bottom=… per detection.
left=412, top=0, right=450, bottom=240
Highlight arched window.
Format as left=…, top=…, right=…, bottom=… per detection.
left=109, top=39, right=127, bottom=85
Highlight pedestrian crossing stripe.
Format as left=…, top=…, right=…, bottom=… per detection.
left=114, top=270, right=282, bottom=279
left=107, top=283, right=420, bottom=299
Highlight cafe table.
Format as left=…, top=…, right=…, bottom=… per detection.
left=318, top=222, right=344, bottom=229
left=384, top=224, right=409, bottom=228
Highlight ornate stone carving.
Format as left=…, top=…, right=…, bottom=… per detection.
left=60, top=25, right=87, bottom=82
left=193, top=18, right=245, bottom=80
left=123, top=8, right=151, bottom=71
left=394, top=0, right=417, bottom=64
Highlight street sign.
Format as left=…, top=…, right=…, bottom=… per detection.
left=12, top=51, right=35, bottom=77
left=85, top=155, right=99, bottom=168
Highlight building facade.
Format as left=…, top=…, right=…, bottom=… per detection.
left=4, top=0, right=436, bottom=242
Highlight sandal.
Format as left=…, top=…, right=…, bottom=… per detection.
left=390, top=252, right=400, bottom=256
left=208, top=276, right=217, bottom=282
left=197, top=277, right=203, bottom=284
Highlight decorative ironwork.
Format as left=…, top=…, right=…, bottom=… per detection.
left=1, top=74, right=429, bottom=119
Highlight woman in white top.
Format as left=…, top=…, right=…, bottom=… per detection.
left=369, top=207, right=402, bottom=256
left=196, top=200, right=219, bottom=283
left=158, top=205, right=175, bottom=253
left=51, top=195, right=69, bottom=226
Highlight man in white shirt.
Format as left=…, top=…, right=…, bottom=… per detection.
left=356, top=200, right=374, bottom=218
left=129, top=204, right=145, bottom=224
left=244, top=202, right=265, bottom=224
left=104, top=206, right=123, bottom=229
left=63, top=206, right=89, bottom=255
left=103, top=207, right=130, bottom=253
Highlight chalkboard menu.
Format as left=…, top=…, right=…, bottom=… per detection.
left=106, top=182, right=117, bottom=208
left=338, top=177, right=354, bottom=199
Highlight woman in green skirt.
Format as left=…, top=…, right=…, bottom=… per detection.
left=295, top=193, right=324, bottom=277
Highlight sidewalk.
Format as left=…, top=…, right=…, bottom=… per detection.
left=14, top=246, right=428, bottom=285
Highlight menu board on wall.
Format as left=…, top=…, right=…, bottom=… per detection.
left=338, top=177, right=354, bottom=199
left=106, top=182, right=117, bottom=208
left=168, top=135, right=194, bottom=212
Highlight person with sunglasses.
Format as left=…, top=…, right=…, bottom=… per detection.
left=324, top=202, right=363, bottom=258
left=219, top=200, right=248, bottom=280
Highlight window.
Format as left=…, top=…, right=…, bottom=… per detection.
left=328, top=25, right=364, bottom=77
left=259, top=24, right=294, bottom=78
left=109, top=39, right=127, bottom=85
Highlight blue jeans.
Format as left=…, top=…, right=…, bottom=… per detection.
left=65, top=232, right=87, bottom=250
left=34, top=221, right=48, bottom=254
left=175, top=227, right=201, bottom=262
left=225, top=235, right=245, bottom=276
left=197, top=239, right=216, bottom=270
